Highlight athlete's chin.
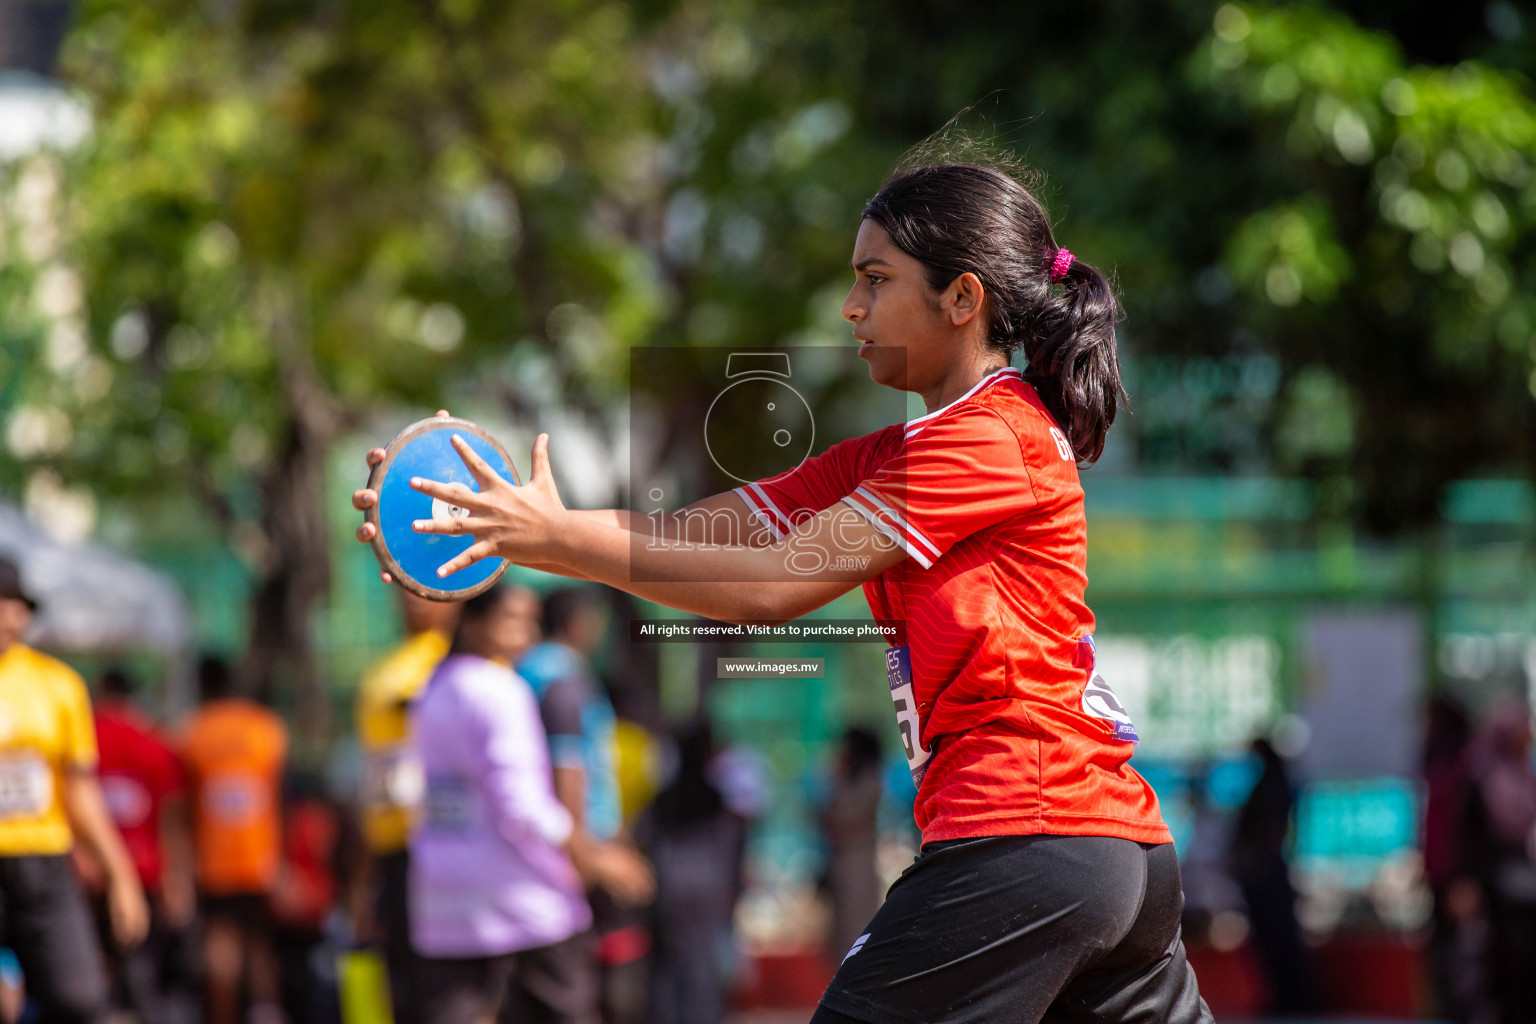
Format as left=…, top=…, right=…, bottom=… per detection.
left=861, top=348, right=906, bottom=390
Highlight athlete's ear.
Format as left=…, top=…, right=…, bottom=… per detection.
left=946, top=272, right=986, bottom=327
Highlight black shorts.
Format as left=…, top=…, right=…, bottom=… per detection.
left=0, top=854, right=110, bottom=1024
left=200, top=890, right=272, bottom=929
left=416, top=931, right=599, bottom=1024
left=816, top=834, right=1212, bottom=1024
left=375, top=850, right=425, bottom=1024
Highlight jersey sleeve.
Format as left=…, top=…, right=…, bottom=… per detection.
left=538, top=678, right=588, bottom=772
left=471, top=672, right=573, bottom=849
left=841, top=408, right=1034, bottom=569
left=733, top=429, right=894, bottom=541
left=58, top=667, right=99, bottom=770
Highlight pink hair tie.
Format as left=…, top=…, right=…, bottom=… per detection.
left=1049, top=248, right=1075, bottom=282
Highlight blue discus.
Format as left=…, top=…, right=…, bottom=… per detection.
left=365, top=416, right=520, bottom=601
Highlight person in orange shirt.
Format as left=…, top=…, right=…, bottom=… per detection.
left=181, top=655, right=289, bottom=1024
left=0, top=556, right=149, bottom=1024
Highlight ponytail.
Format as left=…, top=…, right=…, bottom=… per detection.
left=1020, top=257, right=1124, bottom=464
left=863, top=163, right=1127, bottom=465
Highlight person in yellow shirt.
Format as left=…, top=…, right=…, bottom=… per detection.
left=352, top=591, right=457, bottom=1024
left=0, top=556, right=149, bottom=1023
left=181, top=655, right=289, bottom=1024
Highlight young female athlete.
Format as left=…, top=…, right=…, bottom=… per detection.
left=354, top=160, right=1211, bottom=1023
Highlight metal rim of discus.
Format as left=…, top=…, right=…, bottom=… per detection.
left=364, top=415, right=520, bottom=602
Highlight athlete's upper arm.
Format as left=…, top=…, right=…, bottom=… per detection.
left=734, top=430, right=896, bottom=542
left=845, top=409, right=1033, bottom=569
left=59, top=668, right=98, bottom=769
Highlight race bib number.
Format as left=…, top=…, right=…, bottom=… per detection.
left=101, top=775, right=153, bottom=828
left=363, top=747, right=425, bottom=812
left=424, top=774, right=477, bottom=834
left=1079, top=635, right=1139, bottom=744
left=885, top=645, right=931, bottom=787
left=0, top=756, right=51, bottom=818
left=202, top=774, right=266, bottom=824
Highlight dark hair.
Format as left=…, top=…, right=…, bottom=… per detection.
left=862, top=163, right=1126, bottom=464
left=540, top=587, right=602, bottom=640
left=451, top=585, right=511, bottom=650
left=841, top=726, right=883, bottom=779
left=197, top=654, right=235, bottom=702
left=99, top=667, right=135, bottom=699
left=652, top=722, right=725, bottom=826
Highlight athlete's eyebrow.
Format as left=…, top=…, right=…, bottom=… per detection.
left=854, top=257, right=894, bottom=272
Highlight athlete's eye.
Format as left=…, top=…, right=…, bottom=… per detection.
left=866, top=274, right=885, bottom=286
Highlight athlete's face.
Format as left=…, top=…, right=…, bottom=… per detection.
left=842, top=220, right=983, bottom=395
left=464, top=588, right=540, bottom=664
left=842, top=221, right=938, bottom=391
left=496, top=588, right=543, bottom=663
left=0, top=598, right=30, bottom=654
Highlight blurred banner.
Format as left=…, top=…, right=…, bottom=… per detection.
left=1300, top=609, right=1421, bottom=779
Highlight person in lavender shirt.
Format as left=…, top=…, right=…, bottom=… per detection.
left=409, top=585, right=597, bottom=1024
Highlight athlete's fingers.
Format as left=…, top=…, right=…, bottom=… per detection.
left=410, top=515, right=492, bottom=536
left=352, top=488, right=378, bottom=511
left=365, top=447, right=386, bottom=467
left=450, top=434, right=503, bottom=490
left=436, top=409, right=450, bottom=418
left=529, top=433, right=552, bottom=484
left=409, top=476, right=490, bottom=510
left=380, top=570, right=394, bottom=584
left=356, top=522, right=376, bottom=542
left=436, top=540, right=496, bottom=577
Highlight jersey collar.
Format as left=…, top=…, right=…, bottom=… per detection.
left=904, top=367, right=1022, bottom=439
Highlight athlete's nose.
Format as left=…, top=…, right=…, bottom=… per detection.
left=841, top=286, right=865, bottom=325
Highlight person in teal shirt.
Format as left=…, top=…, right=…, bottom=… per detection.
left=516, top=588, right=654, bottom=1024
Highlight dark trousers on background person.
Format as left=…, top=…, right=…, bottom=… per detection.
left=90, top=896, right=198, bottom=1024
left=378, top=850, right=425, bottom=1024
left=1236, top=853, right=1318, bottom=1015
left=1487, top=895, right=1536, bottom=1024
left=589, top=887, right=648, bottom=1024
left=0, top=855, right=110, bottom=1024
left=417, top=933, right=600, bottom=1024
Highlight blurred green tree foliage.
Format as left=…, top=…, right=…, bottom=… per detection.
left=7, top=0, right=680, bottom=702
left=1200, top=2, right=1536, bottom=530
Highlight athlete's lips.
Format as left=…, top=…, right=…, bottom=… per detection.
left=855, top=336, right=875, bottom=357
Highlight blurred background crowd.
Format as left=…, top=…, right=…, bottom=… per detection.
left=3, top=0, right=1536, bottom=1019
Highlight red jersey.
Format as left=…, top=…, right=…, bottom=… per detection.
left=95, top=700, right=185, bottom=890
left=735, top=368, right=1169, bottom=845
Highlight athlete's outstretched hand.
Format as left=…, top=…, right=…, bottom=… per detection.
left=409, top=433, right=568, bottom=577
left=352, top=409, right=450, bottom=584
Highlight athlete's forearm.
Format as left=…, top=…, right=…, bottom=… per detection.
left=65, top=774, right=139, bottom=890
left=571, top=494, right=766, bottom=546
left=568, top=509, right=634, bottom=530
left=546, top=513, right=856, bottom=623
left=515, top=507, right=723, bottom=580
left=522, top=497, right=769, bottom=584
left=513, top=509, right=634, bottom=579
left=158, top=796, right=196, bottom=924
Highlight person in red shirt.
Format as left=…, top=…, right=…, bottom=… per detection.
left=89, top=668, right=197, bottom=1022
left=354, top=158, right=1211, bottom=1024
